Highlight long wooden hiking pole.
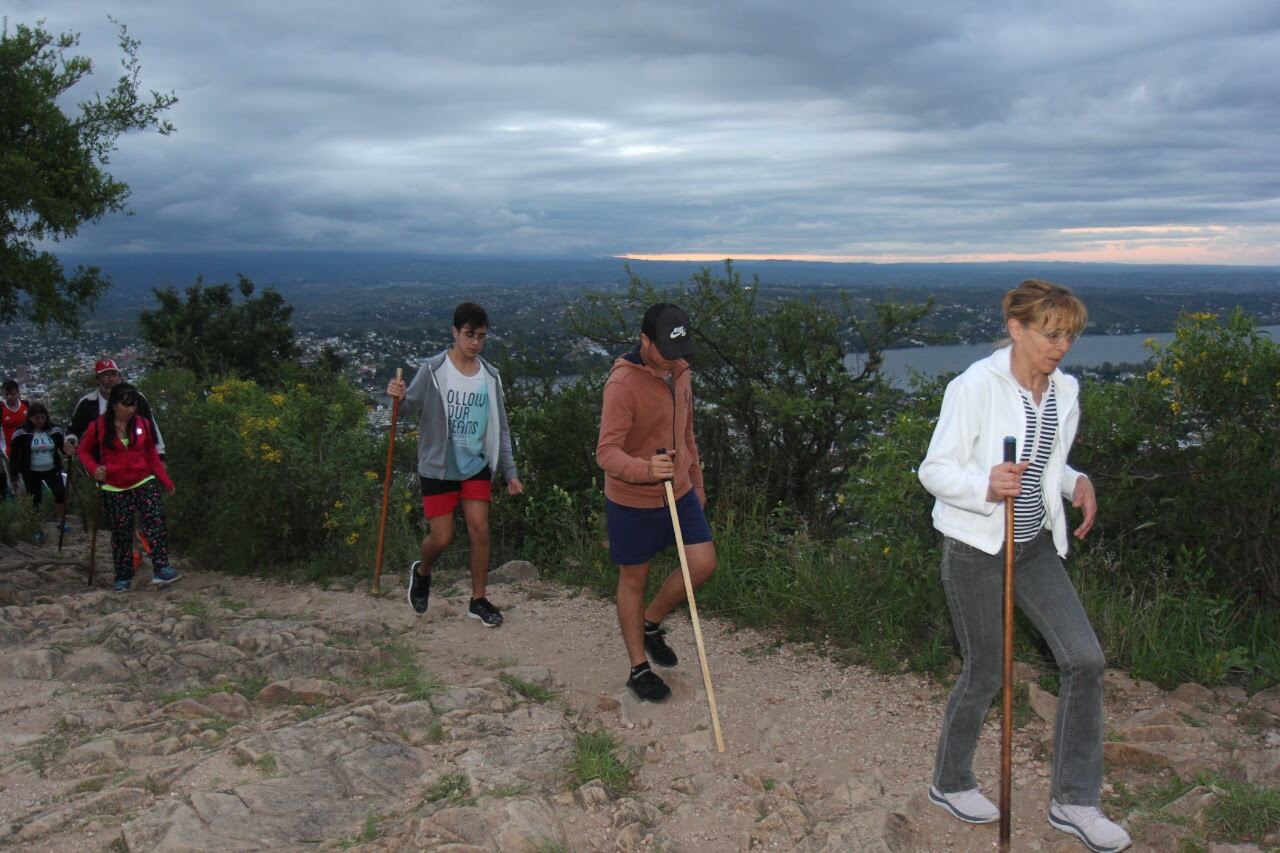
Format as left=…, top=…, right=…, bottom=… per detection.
left=372, top=368, right=404, bottom=595
left=69, top=459, right=91, bottom=531
left=999, top=435, right=1017, bottom=851
left=87, top=483, right=102, bottom=587
left=58, top=468, right=73, bottom=551
left=657, top=448, right=725, bottom=753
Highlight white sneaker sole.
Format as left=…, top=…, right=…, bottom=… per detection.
left=467, top=611, right=502, bottom=628
left=407, top=561, right=429, bottom=615
left=151, top=574, right=181, bottom=587
left=928, top=786, right=999, bottom=824
left=1048, top=811, right=1131, bottom=853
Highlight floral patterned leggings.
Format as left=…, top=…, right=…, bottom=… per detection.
left=100, top=480, right=170, bottom=582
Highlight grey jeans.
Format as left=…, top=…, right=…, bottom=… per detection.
left=933, top=532, right=1105, bottom=806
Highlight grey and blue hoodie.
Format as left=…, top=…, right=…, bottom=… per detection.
left=401, top=350, right=518, bottom=482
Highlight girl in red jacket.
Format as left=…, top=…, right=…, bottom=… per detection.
left=77, top=384, right=181, bottom=592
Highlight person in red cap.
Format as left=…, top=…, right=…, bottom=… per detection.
left=66, top=359, right=166, bottom=456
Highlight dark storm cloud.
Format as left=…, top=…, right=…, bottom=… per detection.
left=14, top=0, right=1280, bottom=262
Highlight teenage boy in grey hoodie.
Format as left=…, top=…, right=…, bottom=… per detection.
left=386, top=303, right=523, bottom=626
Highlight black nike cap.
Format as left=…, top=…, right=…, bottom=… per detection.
left=641, top=303, right=696, bottom=359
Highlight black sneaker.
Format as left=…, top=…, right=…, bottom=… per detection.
left=643, top=624, right=679, bottom=667
left=627, top=663, right=671, bottom=702
left=467, top=597, right=503, bottom=627
left=407, top=561, right=431, bottom=614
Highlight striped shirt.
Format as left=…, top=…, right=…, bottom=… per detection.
left=1014, top=385, right=1058, bottom=543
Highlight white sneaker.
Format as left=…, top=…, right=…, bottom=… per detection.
left=928, top=785, right=999, bottom=824
left=1049, top=801, right=1132, bottom=852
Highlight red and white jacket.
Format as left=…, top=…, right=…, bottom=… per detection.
left=77, top=415, right=174, bottom=491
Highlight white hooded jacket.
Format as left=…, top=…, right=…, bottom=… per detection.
left=918, top=345, right=1085, bottom=558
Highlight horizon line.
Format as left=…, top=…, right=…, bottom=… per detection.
left=617, top=252, right=1280, bottom=266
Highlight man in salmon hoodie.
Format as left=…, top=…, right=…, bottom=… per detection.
left=596, top=303, right=716, bottom=702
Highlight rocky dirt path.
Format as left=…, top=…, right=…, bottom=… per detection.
left=1, top=527, right=1277, bottom=851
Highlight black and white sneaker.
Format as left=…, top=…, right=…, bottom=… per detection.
left=627, top=663, right=671, bottom=702
left=467, top=597, right=503, bottom=627
left=643, top=622, right=679, bottom=667
left=407, top=561, right=431, bottom=614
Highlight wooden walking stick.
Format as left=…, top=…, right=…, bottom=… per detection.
left=999, top=435, right=1017, bottom=851
left=657, top=448, right=725, bottom=753
left=372, top=368, right=403, bottom=595
left=68, top=457, right=91, bottom=531
left=87, top=483, right=102, bottom=587
left=58, top=469, right=73, bottom=552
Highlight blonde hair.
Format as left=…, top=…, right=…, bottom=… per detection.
left=1002, top=279, right=1087, bottom=336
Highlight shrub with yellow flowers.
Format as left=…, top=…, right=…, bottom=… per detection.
left=144, top=368, right=421, bottom=576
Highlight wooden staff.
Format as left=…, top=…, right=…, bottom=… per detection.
left=372, top=368, right=403, bottom=594
left=58, top=468, right=73, bottom=551
left=1000, top=435, right=1017, bottom=850
left=658, top=448, right=725, bottom=753
left=87, top=484, right=102, bottom=587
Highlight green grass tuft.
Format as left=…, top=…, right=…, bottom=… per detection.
left=1204, top=778, right=1280, bottom=843
left=568, top=730, right=637, bottom=797
left=364, top=640, right=441, bottom=701
left=499, top=672, right=555, bottom=703
left=423, top=771, right=471, bottom=804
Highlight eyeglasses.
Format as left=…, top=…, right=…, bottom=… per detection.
left=1031, top=326, right=1081, bottom=344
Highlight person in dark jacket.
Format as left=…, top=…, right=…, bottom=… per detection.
left=66, top=359, right=166, bottom=457
left=9, top=403, right=71, bottom=526
left=77, top=383, right=180, bottom=592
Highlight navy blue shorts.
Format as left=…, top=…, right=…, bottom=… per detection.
left=605, top=489, right=713, bottom=566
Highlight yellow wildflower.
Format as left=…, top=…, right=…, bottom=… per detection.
left=269, top=393, right=286, bottom=407
left=883, top=546, right=892, bottom=556
left=1170, top=401, right=1182, bottom=414
left=364, top=471, right=379, bottom=481
left=346, top=532, right=359, bottom=545
left=836, top=494, right=846, bottom=505
left=334, top=500, right=344, bottom=509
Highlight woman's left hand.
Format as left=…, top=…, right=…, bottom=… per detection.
left=1072, top=476, right=1097, bottom=539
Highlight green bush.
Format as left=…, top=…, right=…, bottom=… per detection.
left=146, top=368, right=419, bottom=578
left=1075, top=309, right=1280, bottom=604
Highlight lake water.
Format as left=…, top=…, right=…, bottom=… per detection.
left=862, top=325, right=1280, bottom=387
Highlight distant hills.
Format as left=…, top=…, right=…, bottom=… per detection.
left=57, top=251, right=1280, bottom=309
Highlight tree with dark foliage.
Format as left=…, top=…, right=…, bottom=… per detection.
left=139, top=276, right=301, bottom=384
left=0, top=19, right=176, bottom=328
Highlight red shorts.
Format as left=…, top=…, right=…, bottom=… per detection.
left=420, top=469, right=492, bottom=519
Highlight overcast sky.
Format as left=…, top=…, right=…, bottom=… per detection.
left=12, top=0, right=1280, bottom=264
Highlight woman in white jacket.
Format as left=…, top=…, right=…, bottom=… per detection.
left=919, top=280, right=1130, bottom=853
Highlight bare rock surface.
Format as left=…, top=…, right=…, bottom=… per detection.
left=0, top=535, right=1276, bottom=851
